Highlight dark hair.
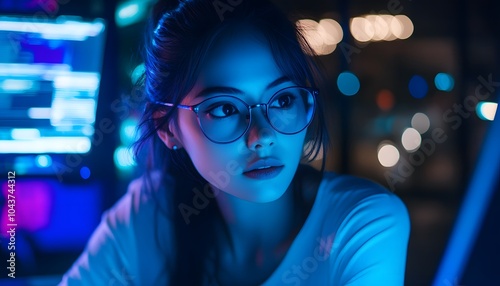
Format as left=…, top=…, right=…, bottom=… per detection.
left=133, top=0, right=330, bottom=284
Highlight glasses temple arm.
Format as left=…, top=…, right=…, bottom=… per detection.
left=155, top=101, right=194, bottom=111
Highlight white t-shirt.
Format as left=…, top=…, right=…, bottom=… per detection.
left=60, top=172, right=410, bottom=285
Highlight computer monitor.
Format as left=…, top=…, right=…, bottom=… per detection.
left=0, top=15, right=108, bottom=279
left=0, top=15, right=106, bottom=155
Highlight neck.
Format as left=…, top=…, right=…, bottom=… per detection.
left=213, top=165, right=322, bottom=266
left=216, top=183, right=299, bottom=266
left=216, top=181, right=294, bottom=240
left=213, top=184, right=299, bottom=285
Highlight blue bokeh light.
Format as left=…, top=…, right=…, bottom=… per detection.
left=476, top=102, right=497, bottom=121
left=409, top=75, right=428, bottom=99
left=35, top=154, right=52, bottom=168
left=434, top=73, right=454, bottom=92
left=80, top=166, right=91, bottom=180
left=337, top=72, right=360, bottom=96
left=119, top=118, right=139, bottom=145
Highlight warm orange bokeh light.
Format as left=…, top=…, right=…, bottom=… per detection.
left=376, top=89, right=395, bottom=111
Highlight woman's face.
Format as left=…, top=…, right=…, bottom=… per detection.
left=172, top=30, right=308, bottom=202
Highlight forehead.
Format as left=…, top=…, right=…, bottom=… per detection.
left=195, top=27, right=284, bottom=94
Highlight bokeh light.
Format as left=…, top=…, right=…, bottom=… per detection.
left=378, top=142, right=400, bottom=167
left=366, top=15, right=389, bottom=41
left=115, top=1, right=147, bottom=27
left=297, top=18, right=342, bottom=56
left=434, top=73, right=455, bottom=92
left=80, top=166, right=91, bottom=180
left=131, top=63, right=145, bottom=85
left=476, top=102, right=498, bottom=121
left=337, top=71, right=360, bottom=96
left=402, top=127, right=422, bottom=152
left=118, top=3, right=138, bottom=20
left=376, top=89, right=395, bottom=111
left=114, top=146, right=136, bottom=169
left=393, top=15, right=414, bottom=39
left=350, top=17, right=374, bottom=42
left=409, top=75, right=428, bottom=99
left=411, top=112, right=431, bottom=134
left=35, top=155, right=52, bottom=168
left=380, top=15, right=398, bottom=41
left=350, top=14, right=413, bottom=42
left=318, top=18, right=343, bottom=45
left=120, top=118, right=139, bottom=145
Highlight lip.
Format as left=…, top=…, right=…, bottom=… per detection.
left=243, top=158, right=284, bottom=179
left=243, top=166, right=284, bottom=179
left=244, top=157, right=284, bottom=172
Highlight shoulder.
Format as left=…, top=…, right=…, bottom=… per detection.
left=60, top=172, right=174, bottom=285
left=319, top=172, right=408, bottom=217
left=102, top=171, right=168, bottom=234
left=317, top=173, right=410, bottom=285
left=317, top=172, right=410, bottom=245
left=120, top=171, right=175, bottom=253
left=320, top=171, right=390, bottom=195
left=126, top=170, right=168, bottom=208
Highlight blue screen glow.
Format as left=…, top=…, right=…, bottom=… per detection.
left=0, top=16, right=106, bottom=154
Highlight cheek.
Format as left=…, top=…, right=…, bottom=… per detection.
left=280, top=132, right=307, bottom=156
left=177, top=114, right=237, bottom=173
left=188, top=143, right=244, bottom=191
left=176, top=112, right=206, bottom=152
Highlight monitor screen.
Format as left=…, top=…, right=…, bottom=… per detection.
left=0, top=15, right=106, bottom=154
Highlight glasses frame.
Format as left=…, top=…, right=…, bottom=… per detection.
left=155, top=86, right=318, bottom=144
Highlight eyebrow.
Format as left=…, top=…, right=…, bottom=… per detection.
left=194, top=76, right=291, bottom=99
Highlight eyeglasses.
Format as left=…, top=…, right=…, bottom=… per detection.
left=155, top=86, right=317, bottom=143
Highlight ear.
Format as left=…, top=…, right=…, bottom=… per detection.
left=153, top=111, right=183, bottom=150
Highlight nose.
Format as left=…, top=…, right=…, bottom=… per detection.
left=246, top=106, right=276, bottom=151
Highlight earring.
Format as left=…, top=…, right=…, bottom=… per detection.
left=172, top=145, right=178, bottom=150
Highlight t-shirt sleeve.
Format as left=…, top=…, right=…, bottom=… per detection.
left=326, top=183, right=410, bottom=285
left=59, top=182, right=141, bottom=286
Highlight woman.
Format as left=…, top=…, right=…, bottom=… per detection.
left=61, top=0, right=410, bottom=285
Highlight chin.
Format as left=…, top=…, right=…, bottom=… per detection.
left=256, top=170, right=297, bottom=202
left=238, top=187, right=288, bottom=203
left=238, top=176, right=294, bottom=203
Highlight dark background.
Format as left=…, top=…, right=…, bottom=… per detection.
left=0, top=0, right=498, bottom=285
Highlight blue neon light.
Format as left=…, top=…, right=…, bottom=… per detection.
left=433, top=97, right=500, bottom=285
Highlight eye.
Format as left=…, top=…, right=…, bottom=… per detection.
left=270, top=93, right=296, bottom=109
left=206, top=103, right=239, bottom=118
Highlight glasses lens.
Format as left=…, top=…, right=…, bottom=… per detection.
left=195, top=88, right=316, bottom=143
left=267, top=87, right=315, bottom=134
left=197, top=97, right=249, bottom=143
